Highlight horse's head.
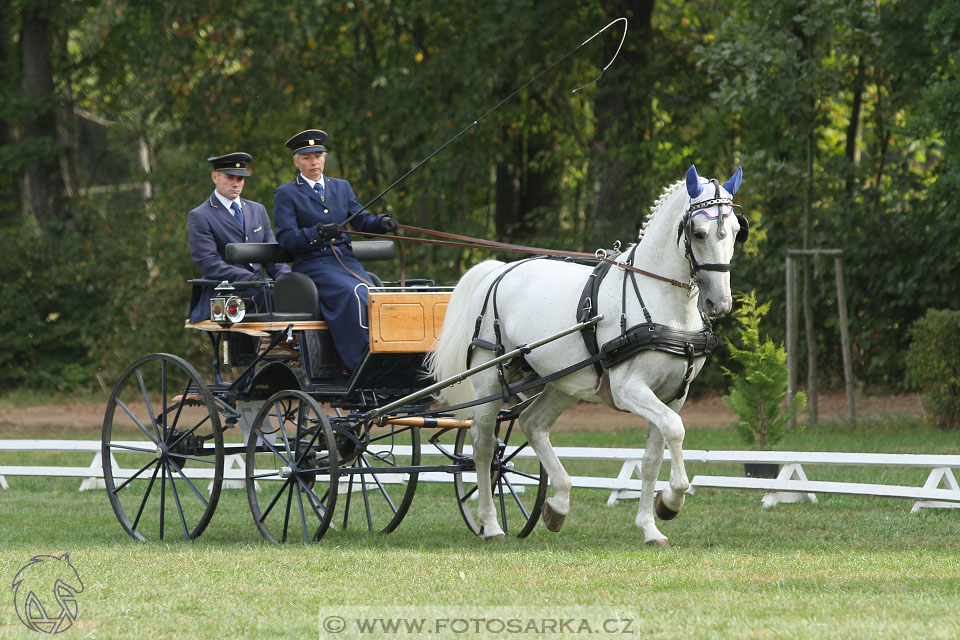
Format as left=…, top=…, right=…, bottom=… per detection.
left=680, top=164, right=747, bottom=317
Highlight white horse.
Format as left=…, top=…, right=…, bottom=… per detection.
left=426, top=164, right=746, bottom=546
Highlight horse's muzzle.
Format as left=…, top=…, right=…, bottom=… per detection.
left=701, top=295, right=732, bottom=317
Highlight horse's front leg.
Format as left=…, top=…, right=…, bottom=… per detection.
left=655, top=414, right=688, bottom=517
left=518, top=385, right=579, bottom=532
left=635, top=425, right=669, bottom=546
left=616, top=385, right=690, bottom=531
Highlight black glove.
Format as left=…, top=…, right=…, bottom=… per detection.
left=378, top=215, right=399, bottom=233
left=317, top=222, right=344, bottom=240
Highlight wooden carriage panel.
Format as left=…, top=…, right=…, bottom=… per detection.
left=368, top=291, right=450, bottom=353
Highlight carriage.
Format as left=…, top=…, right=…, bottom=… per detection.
left=101, top=164, right=746, bottom=547
left=100, top=239, right=559, bottom=543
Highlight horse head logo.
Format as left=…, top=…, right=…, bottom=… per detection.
left=11, top=553, right=84, bottom=634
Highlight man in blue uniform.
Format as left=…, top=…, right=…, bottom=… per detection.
left=187, top=152, right=290, bottom=323
left=273, top=129, right=398, bottom=372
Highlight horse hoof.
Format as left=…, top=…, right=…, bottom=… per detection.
left=542, top=502, right=566, bottom=532
left=655, top=492, right=679, bottom=521
left=479, top=527, right=506, bottom=541
left=645, top=538, right=670, bottom=549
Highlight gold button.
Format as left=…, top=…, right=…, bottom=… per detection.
left=308, top=139, right=314, bottom=145
left=235, top=163, right=241, bottom=168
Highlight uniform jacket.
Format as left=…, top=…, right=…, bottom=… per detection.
left=273, top=174, right=387, bottom=261
left=187, top=192, right=289, bottom=323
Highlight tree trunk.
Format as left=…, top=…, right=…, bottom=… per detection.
left=494, top=127, right=562, bottom=242
left=494, top=131, right=522, bottom=240
left=20, top=7, right=70, bottom=228
left=803, top=90, right=818, bottom=426
left=844, top=56, right=865, bottom=196
left=591, top=0, right=654, bottom=236
left=0, top=14, right=20, bottom=222
left=796, top=1, right=818, bottom=426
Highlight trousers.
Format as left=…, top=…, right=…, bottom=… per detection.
left=294, top=252, right=372, bottom=371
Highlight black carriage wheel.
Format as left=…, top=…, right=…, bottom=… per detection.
left=101, top=353, right=224, bottom=542
left=453, top=422, right=547, bottom=538
left=337, top=422, right=419, bottom=534
left=245, top=390, right=338, bottom=543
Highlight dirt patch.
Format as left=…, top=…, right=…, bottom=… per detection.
left=0, top=392, right=923, bottom=438
left=552, top=390, right=923, bottom=431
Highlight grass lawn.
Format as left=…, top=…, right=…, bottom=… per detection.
left=1, top=414, right=959, bottom=639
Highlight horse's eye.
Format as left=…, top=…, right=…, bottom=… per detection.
left=693, top=229, right=707, bottom=240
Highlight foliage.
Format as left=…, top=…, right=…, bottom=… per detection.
left=722, top=291, right=806, bottom=450
left=0, top=177, right=196, bottom=391
left=905, top=309, right=960, bottom=430
left=2, top=0, right=960, bottom=391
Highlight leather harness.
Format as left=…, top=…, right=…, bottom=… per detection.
left=458, top=181, right=748, bottom=408
left=467, top=247, right=717, bottom=406
left=577, top=244, right=717, bottom=403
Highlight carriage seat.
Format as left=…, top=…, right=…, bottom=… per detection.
left=224, top=240, right=396, bottom=265
left=272, top=272, right=319, bottom=320
left=223, top=241, right=395, bottom=322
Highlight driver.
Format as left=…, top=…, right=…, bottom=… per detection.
left=273, top=129, right=398, bottom=375
left=187, top=152, right=290, bottom=323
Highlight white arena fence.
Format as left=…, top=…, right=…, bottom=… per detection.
left=1, top=439, right=958, bottom=514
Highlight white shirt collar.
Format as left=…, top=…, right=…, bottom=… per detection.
left=213, top=190, right=241, bottom=211
left=300, top=173, right=325, bottom=190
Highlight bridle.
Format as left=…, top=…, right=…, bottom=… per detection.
left=678, top=179, right=749, bottom=283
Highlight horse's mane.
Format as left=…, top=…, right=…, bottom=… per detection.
left=638, top=178, right=685, bottom=242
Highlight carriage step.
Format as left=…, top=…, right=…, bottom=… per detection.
left=171, top=394, right=206, bottom=407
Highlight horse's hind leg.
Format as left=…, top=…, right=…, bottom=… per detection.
left=518, top=385, right=579, bottom=532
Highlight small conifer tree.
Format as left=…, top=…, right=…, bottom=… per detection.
left=721, top=291, right=806, bottom=450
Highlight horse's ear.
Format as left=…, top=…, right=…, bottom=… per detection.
left=686, top=165, right=703, bottom=198
left=722, top=166, right=743, bottom=196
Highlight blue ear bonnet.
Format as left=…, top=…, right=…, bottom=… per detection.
left=682, top=164, right=748, bottom=244
left=686, top=165, right=703, bottom=198
left=686, top=164, right=742, bottom=198
left=722, top=166, right=742, bottom=196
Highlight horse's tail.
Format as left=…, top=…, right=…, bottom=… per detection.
left=425, top=260, right=505, bottom=409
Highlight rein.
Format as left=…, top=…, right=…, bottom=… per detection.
left=351, top=224, right=693, bottom=291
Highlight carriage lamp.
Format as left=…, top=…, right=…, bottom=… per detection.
left=209, top=295, right=245, bottom=324
left=210, top=298, right=226, bottom=322
left=225, top=296, right=245, bottom=323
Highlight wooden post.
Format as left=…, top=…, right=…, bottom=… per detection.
left=784, top=249, right=855, bottom=429
left=802, top=258, right=818, bottom=426
left=834, top=256, right=856, bottom=426
left=786, top=255, right=799, bottom=430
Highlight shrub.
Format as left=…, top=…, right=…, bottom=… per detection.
left=905, top=309, right=960, bottom=430
left=722, top=291, right=806, bottom=450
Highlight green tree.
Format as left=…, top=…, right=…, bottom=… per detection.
left=722, top=292, right=807, bottom=450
